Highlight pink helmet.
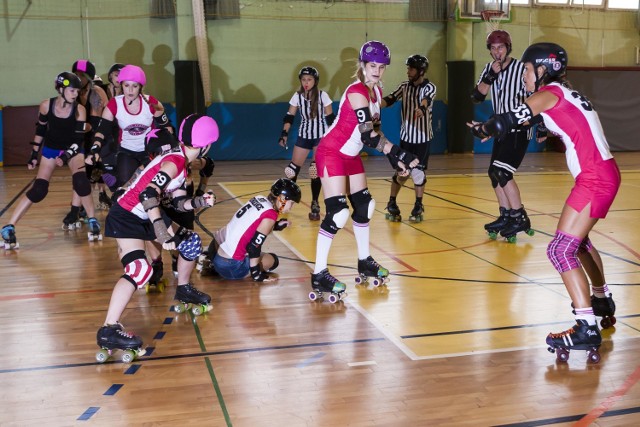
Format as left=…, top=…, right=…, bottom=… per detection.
left=178, top=114, right=219, bottom=148
left=117, top=65, right=146, bottom=86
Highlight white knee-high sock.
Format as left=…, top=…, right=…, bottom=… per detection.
left=352, top=221, right=370, bottom=260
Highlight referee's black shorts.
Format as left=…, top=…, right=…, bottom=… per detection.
left=490, top=130, right=529, bottom=171
left=400, top=140, right=431, bottom=169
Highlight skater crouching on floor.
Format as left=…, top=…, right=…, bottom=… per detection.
left=468, top=43, right=620, bottom=362
left=97, top=115, right=219, bottom=357
left=1, top=72, right=100, bottom=249
left=211, top=178, right=301, bottom=282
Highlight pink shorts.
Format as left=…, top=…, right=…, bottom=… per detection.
left=567, top=159, right=620, bottom=219
left=316, top=145, right=365, bottom=178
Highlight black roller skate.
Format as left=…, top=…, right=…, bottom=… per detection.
left=145, top=259, right=167, bottom=293
left=499, top=206, right=534, bottom=243
left=385, top=199, right=401, bottom=222
left=309, top=269, right=347, bottom=303
left=98, top=190, right=112, bottom=210
left=408, top=201, right=424, bottom=223
left=308, top=200, right=321, bottom=221
left=484, top=207, right=510, bottom=240
left=355, top=256, right=390, bottom=287
left=62, top=205, right=82, bottom=230
left=1, top=224, right=19, bottom=250
left=572, top=295, right=617, bottom=329
left=96, top=323, right=145, bottom=363
left=173, top=283, right=212, bottom=316
left=79, top=206, right=88, bottom=224
left=546, top=319, right=602, bottom=363
left=87, top=217, right=103, bottom=241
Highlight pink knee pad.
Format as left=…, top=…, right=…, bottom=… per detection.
left=577, top=236, right=593, bottom=255
left=547, top=231, right=582, bottom=273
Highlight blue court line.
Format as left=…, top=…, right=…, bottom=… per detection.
left=163, top=317, right=173, bottom=324
left=296, top=352, right=326, bottom=368
left=146, top=346, right=155, bottom=356
left=0, top=337, right=385, bottom=374
left=154, top=331, right=166, bottom=340
left=77, top=407, right=99, bottom=421
left=125, top=365, right=141, bottom=375
left=492, top=405, right=640, bottom=426
left=103, top=384, right=123, bottom=395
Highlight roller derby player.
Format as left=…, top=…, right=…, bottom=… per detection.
left=471, top=30, right=534, bottom=242
left=310, top=41, right=419, bottom=302
left=468, top=43, right=620, bottom=363
left=2, top=72, right=101, bottom=249
left=278, top=66, right=334, bottom=221
left=96, top=114, right=219, bottom=362
left=381, top=54, right=436, bottom=223
left=211, top=178, right=301, bottom=282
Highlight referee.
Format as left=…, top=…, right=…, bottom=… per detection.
left=381, top=54, right=437, bottom=222
left=471, top=30, right=533, bottom=240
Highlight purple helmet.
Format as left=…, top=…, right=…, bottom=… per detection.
left=178, top=114, right=219, bottom=148
left=359, top=40, right=391, bottom=65
left=118, top=65, right=146, bottom=86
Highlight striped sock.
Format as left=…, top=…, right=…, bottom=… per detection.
left=575, top=307, right=597, bottom=326
left=591, top=284, right=609, bottom=298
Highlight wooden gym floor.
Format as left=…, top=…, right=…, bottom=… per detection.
left=1, top=152, right=640, bottom=426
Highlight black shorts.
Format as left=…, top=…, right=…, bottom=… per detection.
left=294, top=137, right=321, bottom=150
left=105, top=204, right=171, bottom=240
left=400, top=140, right=431, bottom=169
left=490, top=131, right=529, bottom=171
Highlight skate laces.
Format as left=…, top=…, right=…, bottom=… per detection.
left=549, top=326, right=575, bottom=339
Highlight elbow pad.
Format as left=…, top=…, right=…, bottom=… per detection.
left=89, top=116, right=101, bottom=134
left=96, top=118, right=114, bottom=136
left=154, top=112, right=170, bottom=128
left=360, top=129, right=383, bottom=151
left=199, top=157, right=215, bottom=178
left=246, top=231, right=266, bottom=259
left=471, top=87, right=486, bottom=104
left=139, top=186, right=160, bottom=212
left=283, top=114, right=294, bottom=125
left=325, top=113, right=335, bottom=126
left=35, top=113, right=48, bottom=137
left=484, top=114, right=513, bottom=140
left=383, top=95, right=396, bottom=107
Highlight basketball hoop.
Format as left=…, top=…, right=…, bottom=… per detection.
left=480, top=10, right=505, bottom=33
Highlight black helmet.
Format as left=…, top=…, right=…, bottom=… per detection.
left=55, top=72, right=82, bottom=91
left=298, top=66, right=319, bottom=82
left=271, top=178, right=302, bottom=203
left=145, top=128, right=179, bottom=159
left=72, top=59, right=96, bottom=80
left=107, top=63, right=125, bottom=79
left=521, top=42, right=568, bottom=78
left=405, top=54, right=429, bottom=72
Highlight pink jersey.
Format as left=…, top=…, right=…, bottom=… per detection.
left=539, top=83, right=614, bottom=180
left=117, top=149, right=188, bottom=220
left=107, top=95, right=158, bottom=152
left=220, top=196, right=278, bottom=261
left=319, top=81, right=382, bottom=157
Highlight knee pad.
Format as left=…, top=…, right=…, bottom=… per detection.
left=320, top=195, right=349, bottom=235
left=349, top=188, right=375, bottom=224
left=578, top=236, right=593, bottom=255
left=177, top=230, right=203, bottom=261
left=121, top=250, right=153, bottom=289
left=411, top=167, right=426, bottom=187
left=392, top=174, right=408, bottom=186
left=26, top=178, right=49, bottom=203
left=547, top=231, right=583, bottom=273
left=266, top=252, right=279, bottom=272
left=495, top=168, right=514, bottom=188
left=488, top=165, right=500, bottom=189
left=308, top=161, right=318, bottom=180
left=284, top=162, right=301, bottom=181
left=72, top=172, right=92, bottom=197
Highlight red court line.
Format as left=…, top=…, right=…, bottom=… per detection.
left=574, top=364, right=640, bottom=426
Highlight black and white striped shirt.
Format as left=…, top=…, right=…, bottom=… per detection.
left=289, top=90, right=333, bottom=140
left=388, top=79, right=437, bottom=143
left=477, top=58, right=528, bottom=114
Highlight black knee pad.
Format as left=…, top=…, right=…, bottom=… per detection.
left=488, top=165, right=500, bottom=189
left=495, top=168, right=514, bottom=187
left=348, top=188, right=375, bottom=224
left=72, top=172, right=92, bottom=197
left=26, top=178, right=49, bottom=203
left=320, top=195, right=349, bottom=235
left=266, top=252, right=279, bottom=272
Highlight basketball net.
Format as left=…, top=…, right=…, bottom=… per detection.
left=481, top=10, right=505, bottom=34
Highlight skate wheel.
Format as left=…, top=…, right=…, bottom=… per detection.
left=372, top=278, right=381, bottom=287
left=600, top=317, right=612, bottom=329
left=145, top=283, right=151, bottom=294
left=506, top=235, right=517, bottom=244
left=173, top=302, right=188, bottom=313
left=487, top=232, right=498, bottom=240
left=328, top=293, right=339, bottom=304
left=96, top=349, right=110, bottom=363
left=526, top=229, right=535, bottom=237
left=308, top=290, right=320, bottom=301
left=157, top=279, right=166, bottom=293
left=556, top=348, right=570, bottom=363
left=87, top=233, right=93, bottom=241
left=121, top=350, right=136, bottom=363
left=98, top=234, right=103, bottom=241
left=587, top=349, right=601, bottom=364
left=192, top=304, right=211, bottom=316
left=355, top=276, right=364, bottom=285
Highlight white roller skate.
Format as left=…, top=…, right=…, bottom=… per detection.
left=87, top=217, right=103, bottom=241
left=1, top=224, right=19, bottom=250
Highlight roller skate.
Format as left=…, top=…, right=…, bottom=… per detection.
left=309, top=268, right=347, bottom=303
left=98, top=190, right=112, bottom=210
left=385, top=199, right=401, bottom=222
left=95, top=323, right=145, bottom=363
left=499, top=206, right=534, bottom=243
left=79, top=206, right=89, bottom=224
left=408, top=201, right=424, bottom=223
left=87, top=217, right=103, bottom=241
left=173, top=283, right=212, bottom=316
left=62, top=205, right=82, bottom=230
left=308, top=200, right=321, bottom=221
left=1, top=224, right=19, bottom=250
left=572, top=295, right=617, bottom=329
left=145, top=259, right=167, bottom=293
left=355, top=256, right=390, bottom=287
left=546, top=319, right=602, bottom=364
left=484, top=207, right=510, bottom=240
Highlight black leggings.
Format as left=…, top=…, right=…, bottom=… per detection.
left=115, top=148, right=150, bottom=188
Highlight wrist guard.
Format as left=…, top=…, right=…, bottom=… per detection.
left=152, top=218, right=171, bottom=243
left=250, top=265, right=268, bottom=282
left=481, top=67, right=499, bottom=85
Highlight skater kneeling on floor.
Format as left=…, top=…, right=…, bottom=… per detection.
left=211, top=178, right=301, bottom=282
left=97, top=114, right=219, bottom=354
